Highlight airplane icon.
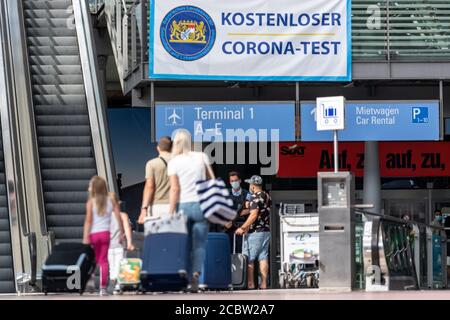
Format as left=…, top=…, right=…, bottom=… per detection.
left=168, top=110, right=181, bottom=124
left=165, top=107, right=183, bottom=126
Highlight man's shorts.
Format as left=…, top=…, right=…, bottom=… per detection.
left=242, top=231, right=270, bottom=263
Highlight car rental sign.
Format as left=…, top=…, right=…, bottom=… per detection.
left=149, top=0, right=351, bottom=81
left=301, top=101, right=440, bottom=141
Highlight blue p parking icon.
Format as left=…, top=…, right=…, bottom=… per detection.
left=412, top=107, right=429, bottom=123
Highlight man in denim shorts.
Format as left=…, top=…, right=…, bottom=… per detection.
left=236, top=175, right=271, bottom=289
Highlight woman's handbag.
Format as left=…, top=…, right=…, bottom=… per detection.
left=196, top=178, right=237, bottom=226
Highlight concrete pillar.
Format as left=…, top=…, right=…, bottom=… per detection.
left=363, top=141, right=382, bottom=214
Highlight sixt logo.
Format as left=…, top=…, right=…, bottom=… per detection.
left=281, top=144, right=306, bottom=156
left=160, top=6, right=216, bottom=61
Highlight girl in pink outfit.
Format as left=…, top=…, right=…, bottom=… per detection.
left=82, top=176, right=125, bottom=295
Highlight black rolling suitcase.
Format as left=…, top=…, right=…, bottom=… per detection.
left=42, top=243, right=96, bottom=294
left=231, top=234, right=248, bottom=290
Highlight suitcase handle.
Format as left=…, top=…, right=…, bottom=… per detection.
left=136, top=223, right=144, bottom=233
left=233, top=233, right=245, bottom=254
left=124, top=248, right=141, bottom=259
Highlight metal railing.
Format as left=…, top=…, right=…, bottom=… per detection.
left=104, top=0, right=450, bottom=91
left=357, top=209, right=447, bottom=290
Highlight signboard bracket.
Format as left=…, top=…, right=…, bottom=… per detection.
left=150, top=81, right=156, bottom=142
left=316, top=96, right=346, bottom=172
left=334, top=130, right=339, bottom=173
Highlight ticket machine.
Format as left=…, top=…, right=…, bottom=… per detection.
left=317, top=172, right=355, bottom=290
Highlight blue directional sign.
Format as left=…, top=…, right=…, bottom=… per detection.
left=156, top=102, right=295, bottom=142
left=301, top=100, right=440, bottom=141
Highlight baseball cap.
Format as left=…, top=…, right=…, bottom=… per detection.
left=245, top=175, right=263, bottom=186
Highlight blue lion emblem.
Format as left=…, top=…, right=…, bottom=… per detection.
left=160, top=6, right=216, bottom=61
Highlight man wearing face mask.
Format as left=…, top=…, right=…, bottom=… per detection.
left=224, top=171, right=250, bottom=253
left=432, top=209, right=443, bottom=227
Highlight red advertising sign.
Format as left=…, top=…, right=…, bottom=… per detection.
left=278, top=142, right=450, bottom=178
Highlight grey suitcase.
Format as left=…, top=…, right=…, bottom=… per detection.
left=231, top=234, right=248, bottom=290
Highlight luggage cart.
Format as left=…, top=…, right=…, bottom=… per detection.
left=278, top=203, right=319, bottom=289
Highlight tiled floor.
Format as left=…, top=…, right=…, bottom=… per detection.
left=2, top=289, right=450, bottom=300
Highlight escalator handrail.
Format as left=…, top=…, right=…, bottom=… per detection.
left=0, top=0, right=38, bottom=290
left=0, top=1, right=31, bottom=240
left=9, top=0, right=51, bottom=242
left=73, top=0, right=119, bottom=195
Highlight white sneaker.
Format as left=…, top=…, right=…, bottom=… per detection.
left=99, top=289, right=109, bottom=296
left=113, top=284, right=121, bottom=295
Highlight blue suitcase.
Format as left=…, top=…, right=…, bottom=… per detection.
left=200, top=233, right=232, bottom=290
left=140, top=233, right=189, bottom=292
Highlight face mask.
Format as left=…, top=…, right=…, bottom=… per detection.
left=436, top=216, right=443, bottom=223
left=231, top=181, right=241, bottom=190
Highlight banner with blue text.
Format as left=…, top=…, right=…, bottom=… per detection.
left=149, top=0, right=351, bottom=81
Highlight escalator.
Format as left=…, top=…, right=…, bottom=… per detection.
left=0, top=128, right=14, bottom=293
left=22, top=0, right=113, bottom=243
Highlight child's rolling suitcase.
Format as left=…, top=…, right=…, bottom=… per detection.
left=42, top=243, right=96, bottom=295
left=200, top=233, right=232, bottom=290
left=231, top=234, right=248, bottom=290
left=117, top=249, right=142, bottom=294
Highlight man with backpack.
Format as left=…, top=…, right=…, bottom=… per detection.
left=138, top=136, right=172, bottom=224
